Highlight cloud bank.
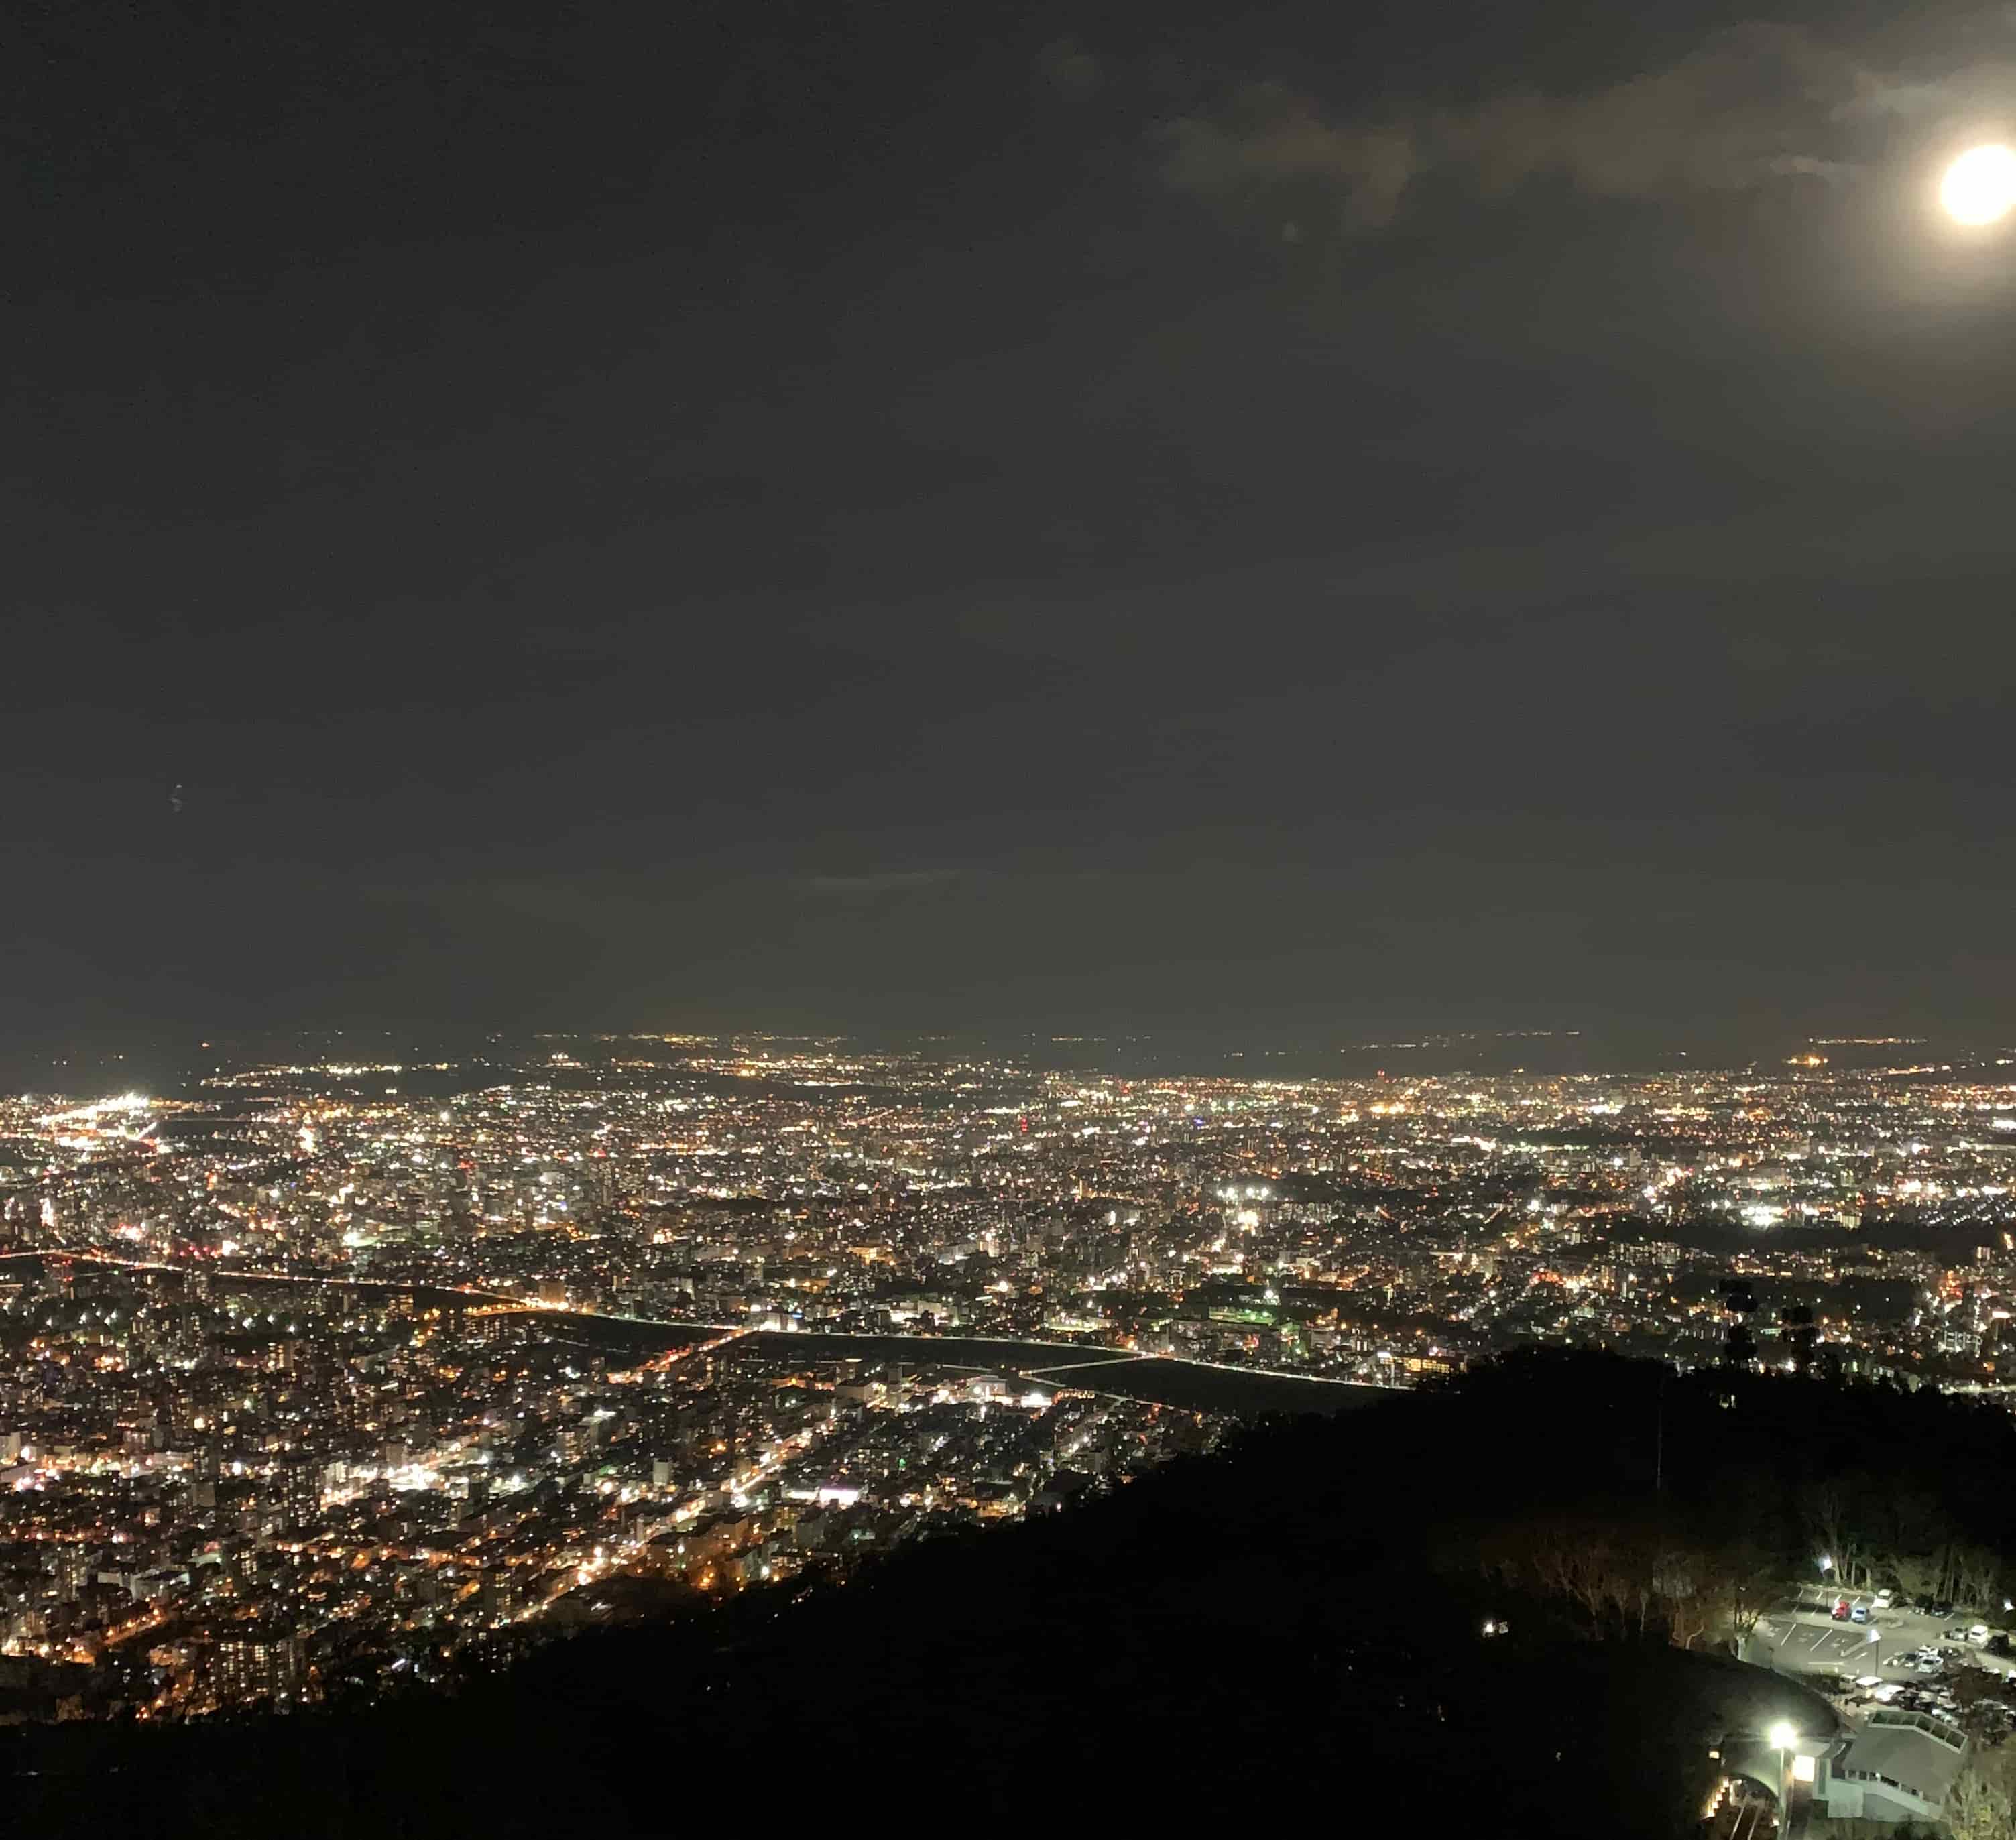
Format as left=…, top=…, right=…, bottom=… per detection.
left=1159, top=21, right=1973, bottom=231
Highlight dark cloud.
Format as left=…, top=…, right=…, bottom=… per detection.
left=1036, top=36, right=1102, bottom=99
left=15, top=1, right=2016, bottom=1056
left=1163, top=86, right=1417, bottom=228
left=1159, top=21, right=1923, bottom=229
left=801, top=869, right=964, bottom=896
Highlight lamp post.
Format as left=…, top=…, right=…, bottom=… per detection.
left=1768, top=1722, right=1797, bottom=1833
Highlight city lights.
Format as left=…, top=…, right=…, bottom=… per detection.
left=3, top=1031, right=2015, bottom=1726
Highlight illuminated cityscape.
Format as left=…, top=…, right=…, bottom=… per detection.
left=29, top=0, right=2016, bottom=1827
left=6, top=1030, right=2016, bottom=1729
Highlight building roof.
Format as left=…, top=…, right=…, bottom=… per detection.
left=1835, top=1709, right=1969, bottom=1808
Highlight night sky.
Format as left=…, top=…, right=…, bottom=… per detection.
left=11, top=0, right=2016, bottom=1069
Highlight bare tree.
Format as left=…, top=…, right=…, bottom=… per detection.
left=1946, top=1744, right=2016, bottom=1840
left=1891, top=1550, right=1942, bottom=1605
left=1803, top=1481, right=1854, bottom=1585
left=1956, top=1545, right=2009, bottom=1617
left=1709, top=1542, right=1777, bottom=1649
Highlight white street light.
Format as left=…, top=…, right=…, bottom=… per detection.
left=1768, top=1723, right=1801, bottom=1824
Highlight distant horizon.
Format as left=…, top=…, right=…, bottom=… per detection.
left=6, top=1016, right=2009, bottom=1099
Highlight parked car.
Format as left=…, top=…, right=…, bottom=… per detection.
left=1832, top=1599, right=1852, bottom=1620
left=1852, top=1601, right=1871, bottom=1623
left=1874, top=1588, right=1895, bottom=1608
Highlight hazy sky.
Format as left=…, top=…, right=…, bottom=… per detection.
left=10, top=0, right=2016, bottom=1066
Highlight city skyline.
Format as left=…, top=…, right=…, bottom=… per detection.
left=7, top=1027, right=2016, bottom=1731
left=24, top=0, right=2016, bottom=1829
left=12, top=1017, right=2016, bottom=1101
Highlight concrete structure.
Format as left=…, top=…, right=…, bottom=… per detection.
left=1816, top=1707, right=1969, bottom=1825
left=1718, top=1707, right=1967, bottom=1831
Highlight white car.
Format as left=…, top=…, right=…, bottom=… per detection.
left=1874, top=1588, right=1895, bottom=1607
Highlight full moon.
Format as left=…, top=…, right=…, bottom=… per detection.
left=1941, top=144, right=2016, bottom=225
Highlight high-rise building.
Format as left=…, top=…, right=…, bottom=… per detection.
left=274, top=1455, right=323, bottom=1529
left=212, top=1626, right=305, bottom=1703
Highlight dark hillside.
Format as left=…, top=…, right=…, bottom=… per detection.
left=10, top=1353, right=1997, bottom=1838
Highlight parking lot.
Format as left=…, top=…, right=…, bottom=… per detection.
left=1748, top=1596, right=2016, bottom=1733
left=1786, top=1597, right=2015, bottom=1672
left=1749, top=1613, right=1889, bottom=1675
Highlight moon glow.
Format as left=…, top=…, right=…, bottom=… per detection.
left=1941, top=144, right=2016, bottom=225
